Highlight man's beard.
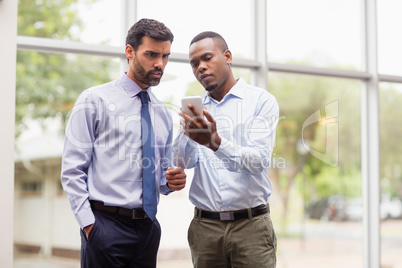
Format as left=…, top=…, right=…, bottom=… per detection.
left=205, top=84, right=217, bottom=92
left=201, top=81, right=217, bottom=92
left=133, top=57, right=163, bottom=87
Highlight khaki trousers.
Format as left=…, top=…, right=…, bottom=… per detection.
left=188, top=211, right=277, bottom=268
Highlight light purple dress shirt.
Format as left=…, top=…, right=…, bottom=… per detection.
left=61, top=73, right=172, bottom=229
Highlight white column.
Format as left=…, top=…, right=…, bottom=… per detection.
left=251, top=0, right=269, bottom=89
left=119, top=0, right=137, bottom=73
left=361, top=0, right=380, bottom=267
left=42, top=165, right=56, bottom=257
left=0, top=0, right=17, bottom=267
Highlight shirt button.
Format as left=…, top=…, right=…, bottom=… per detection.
left=220, top=186, right=225, bottom=190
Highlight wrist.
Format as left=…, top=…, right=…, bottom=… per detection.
left=84, top=224, right=92, bottom=231
left=210, top=135, right=221, bottom=152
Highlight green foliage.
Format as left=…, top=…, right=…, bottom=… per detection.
left=304, top=166, right=362, bottom=201
left=16, top=0, right=117, bottom=137
left=184, top=80, right=205, bottom=97
left=379, top=85, right=402, bottom=196
left=18, top=0, right=84, bottom=40
left=268, top=72, right=363, bottom=221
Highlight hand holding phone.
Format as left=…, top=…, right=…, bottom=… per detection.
left=181, top=96, right=203, bottom=117
left=180, top=96, right=220, bottom=151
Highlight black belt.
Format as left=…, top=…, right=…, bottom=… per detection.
left=90, top=200, right=148, bottom=219
left=195, top=204, right=270, bottom=221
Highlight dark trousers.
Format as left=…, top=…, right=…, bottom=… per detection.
left=80, top=209, right=161, bottom=268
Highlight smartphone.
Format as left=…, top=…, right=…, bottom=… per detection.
left=181, top=96, right=203, bottom=117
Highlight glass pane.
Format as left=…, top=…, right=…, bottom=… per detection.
left=268, top=72, right=363, bottom=267
left=17, top=0, right=122, bottom=46
left=14, top=51, right=119, bottom=259
left=379, top=82, right=402, bottom=268
left=136, top=0, right=253, bottom=59
left=267, top=0, right=363, bottom=71
left=378, top=1, right=402, bottom=76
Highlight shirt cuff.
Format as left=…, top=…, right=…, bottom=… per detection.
left=76, top=208, right=95, bottom=229
left=160, top=183, right=174, bottom=195
left=214, top=137, right=235, bottom=159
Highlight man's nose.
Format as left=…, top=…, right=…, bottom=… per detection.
left=198, top=61, right=207, bottom=72
left=154, top=57, right=164, bottom=69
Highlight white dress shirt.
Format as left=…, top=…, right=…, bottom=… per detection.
left=173, top=78, right=279, bottom=211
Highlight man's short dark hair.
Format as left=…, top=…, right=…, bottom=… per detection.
left=126, top=18, right=174, bottom=51
left=190, top=31, right=228, bottom=52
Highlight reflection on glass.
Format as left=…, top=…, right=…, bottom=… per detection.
left=136, top=0, right=252, bottom=59
left=379, top=82, right=402, bottom=268
left=267, top=0, right=362, bottom=71
left=378, top=1, right=402, bottom=76
left=17, top=0, right=122, bottom=46
left=268, top=72, right=363, bottom=267
left=14, top=52, right=119, bottom=258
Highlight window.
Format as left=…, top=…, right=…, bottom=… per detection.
left=377, top=1, right=402, bottom=76
left=9, top=0, right=402, bottom=266
left=267, top=0, right=363, bottom=71
left=269, top=72, right=363, bottom=267
left=18, top=0, right=122, bottom=46
left=379, top=82, right=402, bottom=268
left=137, top=0, right=253, bottom=59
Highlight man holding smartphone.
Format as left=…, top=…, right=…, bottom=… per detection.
left=174, top=31, right=279, bottom=267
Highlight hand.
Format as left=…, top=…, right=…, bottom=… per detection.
left=180, top=104, right=221, bottom=151
left=83, top=224, right=94, bottom=239
left=166, top=167, right=186, bottom=191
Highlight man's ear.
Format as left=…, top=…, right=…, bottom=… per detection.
left=125, top=44, right=134, bottom=61
left=224, top=49, right=232, bottom=65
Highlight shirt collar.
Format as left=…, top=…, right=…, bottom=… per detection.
left=119, top=73, right=154, bottom=100
left=204, top=78, right=246, bottom=104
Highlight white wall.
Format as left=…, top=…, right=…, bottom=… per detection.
left=52, top=197, right=81, bottom=249
left=14, top=165, right=82, bottom=253
left=0, top=0, right=17, bottom=267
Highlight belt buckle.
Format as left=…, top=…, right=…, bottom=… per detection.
left=132, top=209, right=144, bottom=219
left=219, top=211, right=234, bottom=221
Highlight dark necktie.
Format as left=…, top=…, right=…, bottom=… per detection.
left=138, top=91, right=156, bottom=221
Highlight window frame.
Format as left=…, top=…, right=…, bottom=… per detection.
left=5, top=0, right=402, bottom=267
